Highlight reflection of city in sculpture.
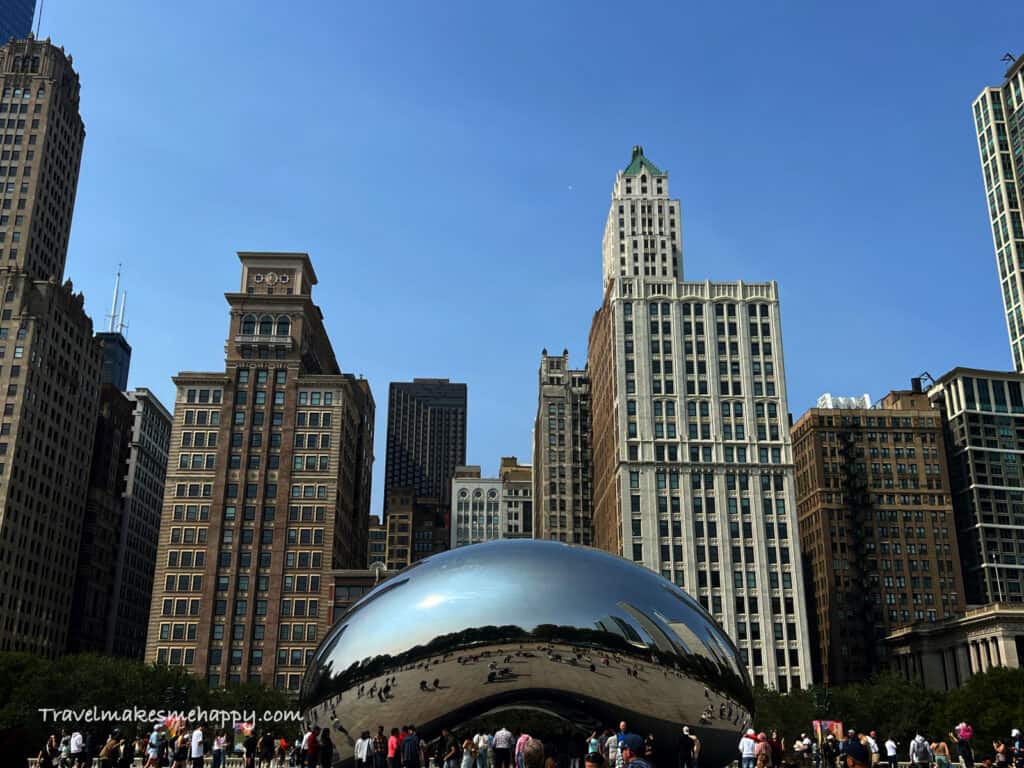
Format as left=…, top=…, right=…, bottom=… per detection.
left=300, top=540, right=752, bottom=768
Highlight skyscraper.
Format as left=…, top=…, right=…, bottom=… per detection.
left=145, top=252, right=375, bottom=691
left=384, top=378, right=467, bottom=513
left=0, top=37, right=103, bottom=657
left=588, top=146, right=813, bottom=689
left=974, top=55, right=1024, bottom=371
left=0, top=2, right=35, bottom=45
left=792, top=384, right=965, bottom=685
left=532, top=349, right=593, bottom=544
left=928, top=367, right=1024, bottom=605
left=111, top=387, right=171, bottom=657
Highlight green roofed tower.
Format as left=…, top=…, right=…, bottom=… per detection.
left=601, top=146, right=682, bottom=288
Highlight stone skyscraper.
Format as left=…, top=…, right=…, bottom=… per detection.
left=974, top=54, right=1024, bottom=370
left=532, top=349, right=593, bottom=544
left=0, top=37, right=105, bottom=657
left=588, top=146, right=813, bottom=689
left=145, top=252, right=375, bottom=690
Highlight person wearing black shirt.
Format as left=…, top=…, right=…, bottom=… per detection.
left=243, top=732, right=259, bottom=768
left=402, top=726, right=423, bottom=768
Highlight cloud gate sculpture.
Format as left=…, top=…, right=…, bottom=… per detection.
left=300, top=540, right=752, bottom=767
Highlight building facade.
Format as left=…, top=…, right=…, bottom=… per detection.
left=384, top=487, right=446, bottom=570
left=587, top=146, right=813, bottom=689
left=974, top=55, right=1024, bottom=371
left=367, top=514, right=386, bottom=568
left=0, top=3, right=35, bottom=47
left=383, top=378, right=467, bottom=514
left=532, top=349, right=593, bottom=544
left=928, top=367, right=1024, bottom=605
left=145, top=252, right=375, bottom=691
left=0, top=37, right=107, bottom=657
left=792, top=383, right=965, bottom=685
left=68, top=381, right=134, bottom=653
left=452, top=458, right=533, bottom=548
left=109, top=387, right=171, bottom=657
left=888, top=604, right=1024, bottom=690
left=329, top=567, right=392, bottom=624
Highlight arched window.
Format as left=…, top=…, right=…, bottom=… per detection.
left=36, top=87, right=44, bottom=98
left=240, top=314, right=256, bottom=334
left=258, top=315, right=273, bottom=335
left=275, top=316, right=291, bottom=336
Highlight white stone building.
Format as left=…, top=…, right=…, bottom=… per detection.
left=587, top=146, right=813, bottom=690
left=451, top=459, right=533, bottom=548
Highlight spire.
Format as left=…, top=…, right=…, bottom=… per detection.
left=117, top=290, right=128, bottom=335
left=623, top=145, right=663, bottom=176
left=107, top=266, right=120, bottom=332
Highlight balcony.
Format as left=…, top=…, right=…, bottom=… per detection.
left=235, top=334, right=293, bottom=350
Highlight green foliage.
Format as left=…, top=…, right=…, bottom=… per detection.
left=0, top=652, right=300, bottom=760
left=754, top=668, right=1024, bottom=748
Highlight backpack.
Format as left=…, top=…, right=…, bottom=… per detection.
left=912, top=742, right=932, bottom=763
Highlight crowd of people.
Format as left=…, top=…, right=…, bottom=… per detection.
left=736, top=722, right=1024, bottom=768
left=33, top=719, right=691, bottom=768
left=40, top=717, right=1024, bottom=768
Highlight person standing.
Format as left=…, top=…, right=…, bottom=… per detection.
left=475, top=732, right=492, bottom=768
left=954, top=724, right=975, bottom=768
left=375, top=727, right=389, bottom=768
left=678, top=727, right=695, bottom=768
left=516, top=733, right=532, bottom=768
left=402, top=726, right=423, bottom=768
left=320, top=730, right=335, bottom=768
left=191, top=724, right=206, bottom=768
left=356, top=731, right=375, bottom=768
left=443, top=728, right=461, bottom=768
left=866, top=733, right=879, bottom=768
left=462, top=739, right=477, bottom=768
left=754, top=734, right=773, bottom=768
left=616, top=725, right=629, bottom=768
left=688, top=728, right=701, bottom=768
left=739, top=730, right=757, bottom=768
left=620, top=735, right=651, bottom=768
left=933, top=739, right=951, bottom=768
left=389, top=729, right=402, bottom=768
left=38, top=734, right=60, bottom=768
left=493, top=728, right=513, bottom=768
left=604, top=731, right=619, bottom=768
left=909, top=735, right=932, bottom=768
left=212, top=731, right=226, bottom=768
left=884, top=738, right=897, bottom=768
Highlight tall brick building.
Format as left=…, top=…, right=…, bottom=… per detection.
left=792, top=383, right=965, bottom=684
left=145, top=252, right=374, bottom=690
left=0, top=36, right=105, bottom=657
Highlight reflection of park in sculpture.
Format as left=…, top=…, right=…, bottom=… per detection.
left=300, top=540, right=753, bottom=768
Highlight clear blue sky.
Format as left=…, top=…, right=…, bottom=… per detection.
left=40, top=0, right=1024, bottom=517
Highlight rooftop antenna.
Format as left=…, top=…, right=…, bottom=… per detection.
left=117, top=290, right=128, bottom=335
left=34, top=0, right=44, bottom=38
left=1003, top=53, right=1017, bottom=64
left=107, top=265, right=121, bottom=332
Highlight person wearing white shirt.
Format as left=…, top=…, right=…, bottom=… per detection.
left=866, top=732, right=879, bottom=766
left=738, top=730, right=757, bottom=768
left=885, top=738, right=898, bottom=768
left=190, top=724, right=205, bottom=767
left=474, top=733, right=491, bottom=768
left=70, top=731, right=84, bottom=760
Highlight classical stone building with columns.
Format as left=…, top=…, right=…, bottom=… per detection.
left=888, top=603, right=1024, bottom=690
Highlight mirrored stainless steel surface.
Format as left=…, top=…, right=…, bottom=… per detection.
left=301, top=540, right=752, bottom=768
